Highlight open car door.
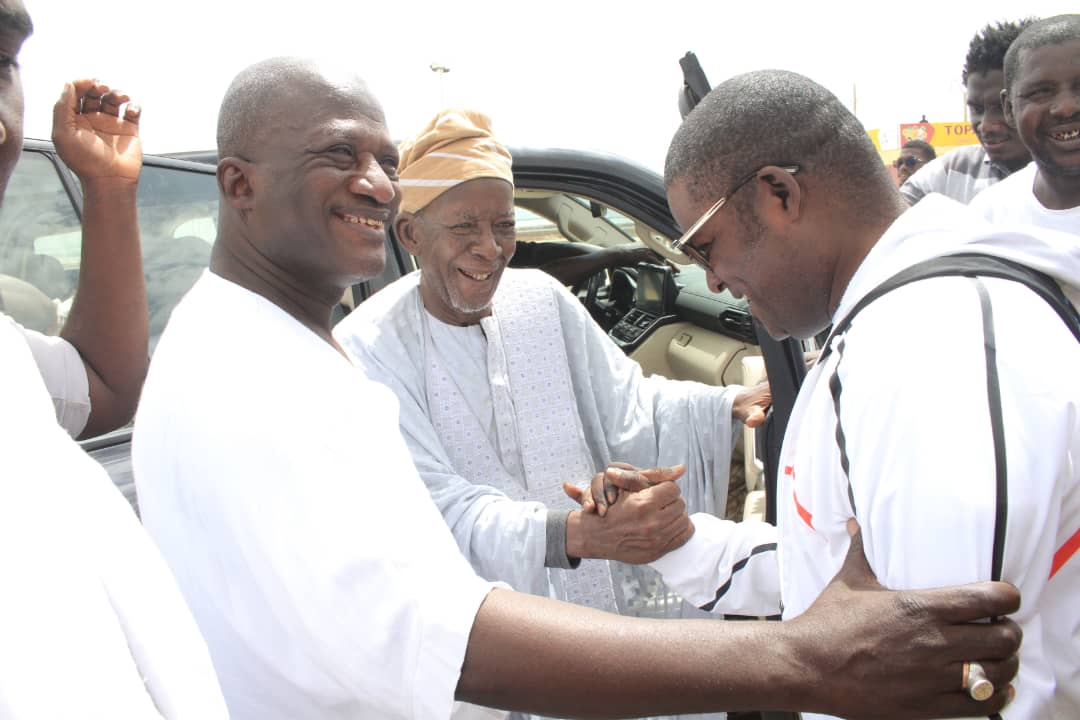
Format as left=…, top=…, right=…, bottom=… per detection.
left=677, top=52, right=808, bottom=526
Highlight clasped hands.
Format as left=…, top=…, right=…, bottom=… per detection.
left=562, top=462, right=694, bottom=565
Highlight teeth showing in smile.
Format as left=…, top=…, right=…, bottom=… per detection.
left=340, top=213, right=383, bottom=228
left=1052, top=128, right=1080, bottom=141
left=460, top=269, right=493, bottom=281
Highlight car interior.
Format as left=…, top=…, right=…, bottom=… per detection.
left=504, top=186, right=770, bottom=523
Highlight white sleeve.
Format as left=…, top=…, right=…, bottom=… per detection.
left=352, top=332, right=554, bottom=595
left=408, top=429, right=554, bottom=595
left=649, top=513, right=781, bottom=616
left=836, top=277, right=1079, bottom=719
left=5, top=314, right=90, bottom=437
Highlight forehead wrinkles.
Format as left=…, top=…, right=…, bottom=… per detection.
left=322, top=115, right=391, bottom=144
left=1015, top=43, right=1080, bottom=87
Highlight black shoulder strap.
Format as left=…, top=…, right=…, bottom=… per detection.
left=814, top=252, right=1075, bottom=720
left=821, top=252, right=1080, bottom=360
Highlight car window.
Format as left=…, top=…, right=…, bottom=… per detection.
left=515, top=205, right=567, bottom=244
left=137, top=163, right=219, bottom=350
left=511, top=192, right=651, bottom=278
left=0, top=151, right=81, bottom=334
left=0, top=152, right=219, bottom=351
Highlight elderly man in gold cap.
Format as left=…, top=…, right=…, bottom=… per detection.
left=334, top=108, right=777, bottom=677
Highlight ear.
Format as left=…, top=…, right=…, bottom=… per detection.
left=218, top=157, right=256, bottom=210
left=755, top=165, right=802, bottom=222
left=1001, top=89, right=1017, bottom=129
left=395, top=212, right=421, bottom=256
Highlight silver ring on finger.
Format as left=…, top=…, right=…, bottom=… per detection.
left=963, top=661, right=994, bottom=702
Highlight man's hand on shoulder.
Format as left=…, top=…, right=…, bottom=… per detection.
left=788, top=519, right=1021, bottom=718
left=51, top=79, right=142, bottom=188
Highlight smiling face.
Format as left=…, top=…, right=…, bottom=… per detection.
left=246, top=80, right=400, bottom=290
left=401, top=177, right=516, bottom=326
left=666, top=174, right=833, bottom=341
left=0, top=0, right=31, bottom=203
left=1005, top=39, right=1080, bottom=198
left=966, top=69, right=1030, bottom=172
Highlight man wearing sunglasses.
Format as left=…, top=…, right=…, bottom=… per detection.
left=657, top=69, right=1079, bottom=719
left=894, top=139, right=936, bottom=185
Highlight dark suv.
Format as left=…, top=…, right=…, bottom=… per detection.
left=1, top=140, right=777, bottom=523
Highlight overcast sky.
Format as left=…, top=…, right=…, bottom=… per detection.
left=18, top=0, right=1078, bottom=171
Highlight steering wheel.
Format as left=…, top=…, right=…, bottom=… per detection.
left=572, top=268, right=608, bottom=326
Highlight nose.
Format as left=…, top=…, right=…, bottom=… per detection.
left=1050, top=90, right=1080, bottom=119
left=348, top=156, right=397, bottom=205
left=469, top=224, right=501, bottom=260
left=706, top=270, right=725, bottom=295
left=980, top=109, right=1006, bottom=134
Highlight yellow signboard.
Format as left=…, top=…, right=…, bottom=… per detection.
left=899, top=122, right=979, bottom=148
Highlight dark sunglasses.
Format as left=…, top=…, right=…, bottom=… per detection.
left=670, top=165, right=800, bottom=272
left=894, top=155, right=924, bottom=169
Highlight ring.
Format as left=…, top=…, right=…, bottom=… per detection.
left=963, top=661, right=994, bottom=701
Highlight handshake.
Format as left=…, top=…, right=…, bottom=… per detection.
left=561, top=462, right=694, bottom=565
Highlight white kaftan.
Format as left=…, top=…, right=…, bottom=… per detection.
left=337, top=268, right=743, bottom=720
left=335, top=268, right=741, bottom=616
left=134, top=271, right=497, bottom=720
left=0, top=310, right=227, bottom=718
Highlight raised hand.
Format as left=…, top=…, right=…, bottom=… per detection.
left=51, top=79, right=142, bottom=185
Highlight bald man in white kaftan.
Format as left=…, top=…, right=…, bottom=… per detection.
left=336, top=267, right=741, bottom=615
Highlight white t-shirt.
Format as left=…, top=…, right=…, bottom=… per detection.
left=653, top=196, right=1080, bottom=719
left=2, top=312, right=90, bottom=437
left=133, top=270, right=497, bottom=720
left=0, top=312, right=227, bottom=718
left=971, top=161, right=1080, bottom=234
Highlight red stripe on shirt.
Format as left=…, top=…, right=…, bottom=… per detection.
left=785, top=464, right=814, bottom=530
left=793, top=490, right=814, bottom=530
left=1050, top=528, right=1080, bottom=580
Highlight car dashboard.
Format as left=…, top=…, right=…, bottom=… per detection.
left=609, top=263, right=757, bottom=355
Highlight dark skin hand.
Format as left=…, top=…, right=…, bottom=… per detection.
left=525, top=243, right=662, bottom=287
left=563, top=465, right=693, bottom=563
left=457, top=520, right=1021, bottom=718
left=566, top=461, right=684, bottom=517
left=571, top=381, right=771, bottom=517
left=52, top=79, right=148, bottom=438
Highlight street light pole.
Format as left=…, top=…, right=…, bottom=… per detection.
left=430, top=63, right=450, bottom=106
